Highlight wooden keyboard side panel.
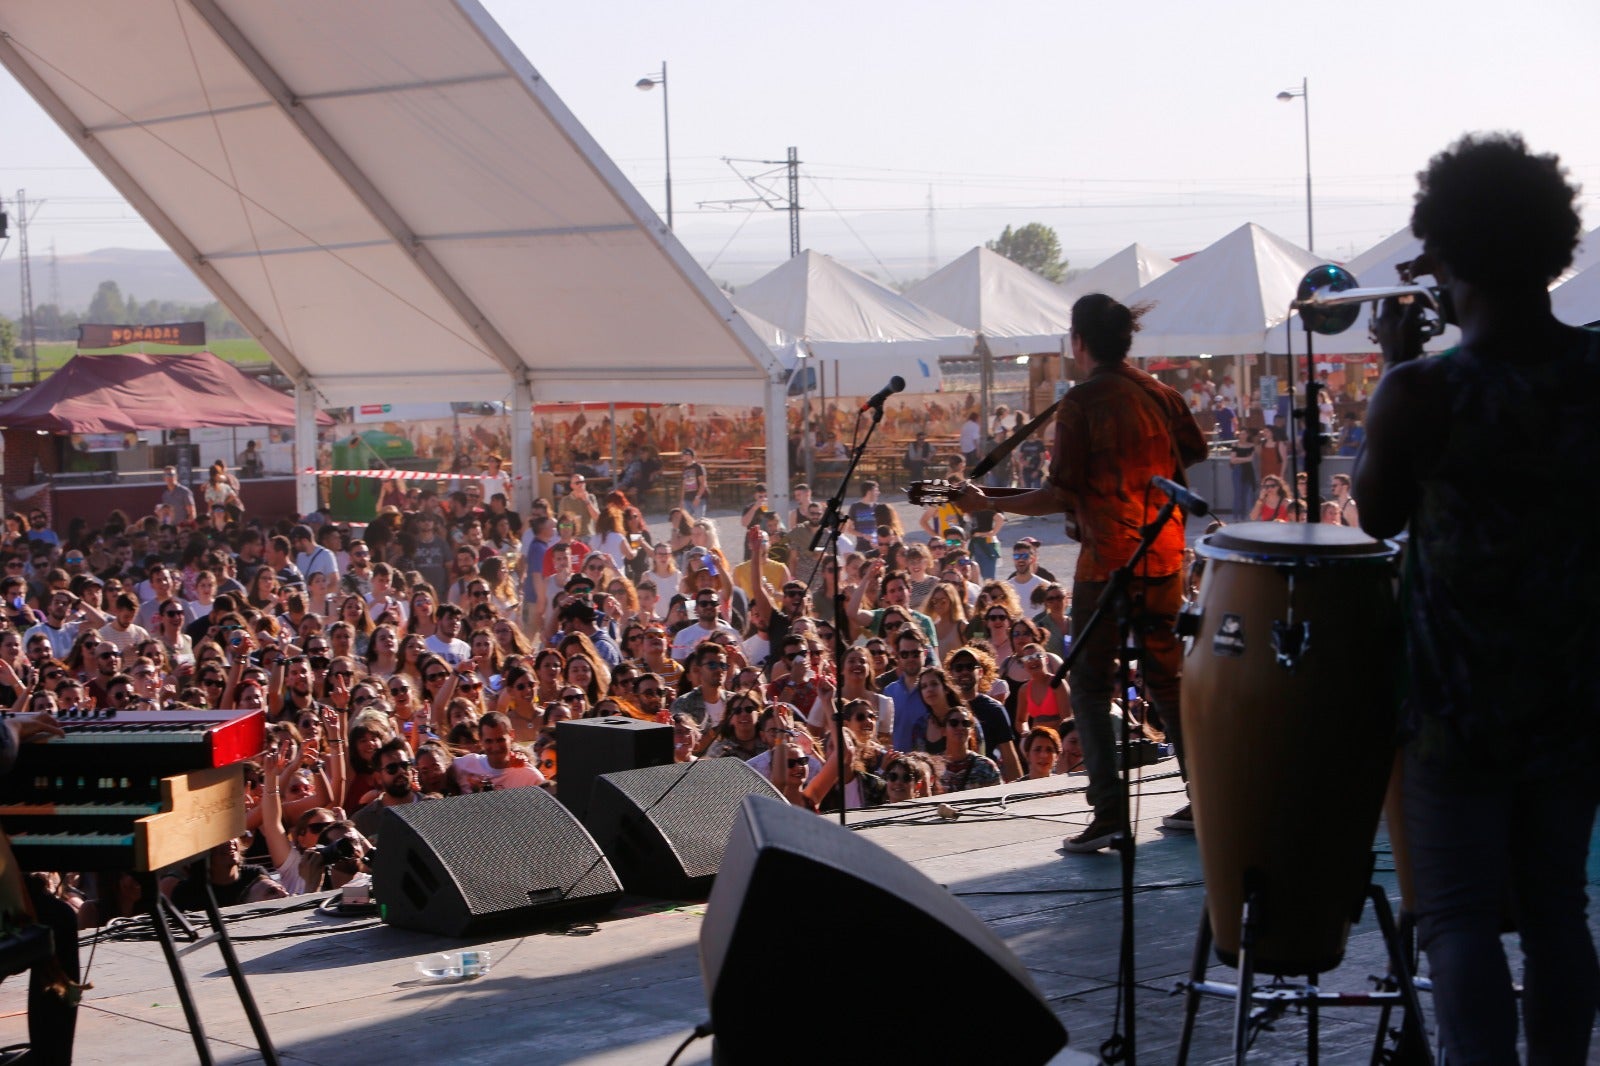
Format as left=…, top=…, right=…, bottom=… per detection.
left=134, top=766, right=246, bottom=872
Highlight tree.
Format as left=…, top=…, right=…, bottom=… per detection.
left=86, top=280, right=126, bottom=323
left=0, top=314, right=15, bottom=362
left=987, top=223, right=1068, bottom=282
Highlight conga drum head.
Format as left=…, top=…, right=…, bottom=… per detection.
left=1184, top=521, right=1402, bottom=974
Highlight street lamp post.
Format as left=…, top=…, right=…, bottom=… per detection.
left=1276, top=77, right=1312, bottom=253
left=635, top=62, right=673, bottom=230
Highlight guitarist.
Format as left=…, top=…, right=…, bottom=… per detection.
left=951, top=293, right=1206, bottom=853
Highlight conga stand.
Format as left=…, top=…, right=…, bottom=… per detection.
left=1174, top=883, right=1430, bottom=1065
left=1048, top=492, right=1185, bottom=1066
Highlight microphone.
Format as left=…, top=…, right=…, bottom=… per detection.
left=859, top=376, right=906, bottom=413
left=1150, top=476, right=1211, bottom=517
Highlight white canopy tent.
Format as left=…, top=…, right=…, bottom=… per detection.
left=903, top=246, right=1074, bottom=358
left=1552, top=262, right=1600, bottom=327
left=0, top=0, right=790, bottom=511
left=1129, top=223, right=1323, bottom=358
left=1060, top=243, right=1177, bottom=303
left=732, top=251, right=967, bottom=397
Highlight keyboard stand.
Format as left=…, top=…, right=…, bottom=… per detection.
left=143, top=869, right=279, bottom=1066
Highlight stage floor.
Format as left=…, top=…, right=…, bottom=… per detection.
left=3, top=768, right=1591, bottom=1064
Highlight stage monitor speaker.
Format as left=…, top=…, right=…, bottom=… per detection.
left=557, top=716, right=673, bottom=821
left=373, top=788, right=621, bottom=937
left=701, top=796, right=1068, bottom=1064
left=584, top=759, right=783, bottom=898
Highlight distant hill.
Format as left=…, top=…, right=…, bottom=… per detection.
left=0, top=247, right=212, bottom=317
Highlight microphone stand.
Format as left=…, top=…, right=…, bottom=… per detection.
left=809, top=401, right=890, bottom=826
left=1048, top=493, right=1185, bottom=1066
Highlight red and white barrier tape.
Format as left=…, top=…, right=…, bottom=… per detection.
left=302, top=468, right=525, bottom=482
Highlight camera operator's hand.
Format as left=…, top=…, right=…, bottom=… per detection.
left=1374, top=295, right=1427, bottom=367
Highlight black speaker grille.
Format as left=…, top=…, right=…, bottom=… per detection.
left=594, top=760, right=781, bottom=883
left=378, top=789, right=620, bottom=932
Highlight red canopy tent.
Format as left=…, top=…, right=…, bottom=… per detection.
left=0, top=351, right=332, bottom=432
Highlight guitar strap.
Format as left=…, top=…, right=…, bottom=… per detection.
left=967, top=397, right=1066, bottom=481
left=969, top=369, right=1191, bottom=488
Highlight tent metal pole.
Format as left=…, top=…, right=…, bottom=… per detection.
left=764, top=375, right=790, bottom=507
left=294, top=380, right=318, bottom=516
left=510, top=374, right=534, bottom=513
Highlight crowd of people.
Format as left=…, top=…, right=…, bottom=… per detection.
left=0, top=442, right=1132, bottom=921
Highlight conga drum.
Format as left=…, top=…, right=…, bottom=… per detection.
left=1183, top=522, right=1402, bottom=975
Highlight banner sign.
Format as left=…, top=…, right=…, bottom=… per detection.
left=78, top=322, right=207, bottom=348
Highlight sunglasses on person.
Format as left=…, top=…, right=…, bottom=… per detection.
left=1021, top=653, right=1043, bottom=665
left=787, top=757, right=809, bottom=769
left=851, top=711, right=878, bottom=723
left=561, top=693, right=586, bottom=705
left=945, top=716, right=972, bottom=728
left=702, top=660, right=729, bottom=671
left=383, top=761, right=414, bottom=774
left=537, top=757, right=556, bottom=770
left=729, top=704, right=756, bottom=716
left=424, top=672, right=449, bottom=683
left=302, top=820, right=335, bottom=833
left=98, top=650, right=123, bottom=660
left=986, top=613, right=1009, bottom=623
left=884, top=769, right=918, bottom=784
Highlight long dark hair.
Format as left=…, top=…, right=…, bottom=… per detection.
left=1071, top=293, right=1149, bottom=364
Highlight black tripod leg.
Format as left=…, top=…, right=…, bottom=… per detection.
left=1369, top=885, right=1434, bottom=1065
left=1177, top=900, right=1213, bottom=1066
left=1306, top=972, right=1319, bottom=1066
left=145, top=877, right=212, bottom=1066
left=199, top=883, right=279, bottom=1066
left=1233, top=887, right=1260, bottom=1066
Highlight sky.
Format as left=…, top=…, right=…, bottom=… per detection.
left=3, top=0, right=1599, bottom=289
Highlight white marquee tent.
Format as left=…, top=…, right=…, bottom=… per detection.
left=1553, top=262, right=1600, bottom=327
left=732, top=251, right=968, bottom=397
left=1130, top=223, right=1323, bottom=359
left=903, top=246, right=1074, bottom=358
left=0, top=0, right=790, bottom=510
left=1060, top=243, right=1177, bottom=303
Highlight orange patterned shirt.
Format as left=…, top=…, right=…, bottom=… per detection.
left=1050, top=363, right=1207, bottom=582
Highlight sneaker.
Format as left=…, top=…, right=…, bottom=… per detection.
left=1063, top=817, right=1121, bottom=853
left=1161, top=803, right=1195, bottom=831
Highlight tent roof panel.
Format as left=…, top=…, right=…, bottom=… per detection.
left=0, top=0, right=777, bottom=406
left=308, top=83, right=637, bottom=229
left=904, top=246, right=1074, bottom=355
left=1061, top=243, right=1177, bottom=303
left=0, top=352, right=332, bottom=433
left=1129, top=224, right=1322, bottom=358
